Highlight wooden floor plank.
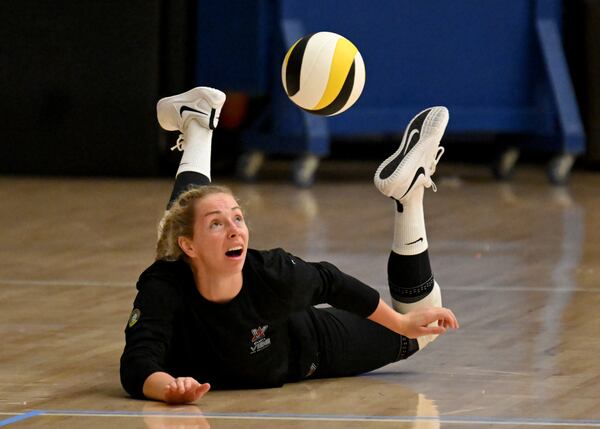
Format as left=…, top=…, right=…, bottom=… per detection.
left=1, top=163, right=599, bottom=428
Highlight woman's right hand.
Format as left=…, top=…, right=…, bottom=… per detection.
left=163, top=377, right=211, bottom=404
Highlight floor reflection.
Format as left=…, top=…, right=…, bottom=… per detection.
left=141, top=377, right=440, bottom=429
left=143, top=403, right=209, bottom=429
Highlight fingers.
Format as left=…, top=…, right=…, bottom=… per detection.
left=198, top=383, right=211, bottom=396
left=430, top=307, right=459, bottom=330
left=445, top=308, right=459, bottom=329
left=416, top=307, right=459, bottom=337
left=164, top=381, right=182, bottom=403
left=422, top=325, right=446, bottom=336
left=164, top=378, right=208, bottom=404
left=192, top=383, right=211, bottom=401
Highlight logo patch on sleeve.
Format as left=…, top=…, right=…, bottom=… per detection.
left=127, top=308, right=141, bottom=328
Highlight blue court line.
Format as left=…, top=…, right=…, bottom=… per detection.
left=0, top=411, right=41, bottom=427
left=25, top=409, right=600, bottom=427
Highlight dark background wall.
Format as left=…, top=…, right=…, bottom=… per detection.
left=565, top=0, right=600, bottom=164
left=0, top=0, right=195, bottom=176
left=0, top=1, right=598, bottom=177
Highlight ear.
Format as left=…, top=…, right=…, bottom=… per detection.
left=178, top=236, right=196, bottom=258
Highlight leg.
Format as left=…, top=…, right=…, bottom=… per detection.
left=374, top=107, right=449, bottom=350
left=306, top=307, right=419, bottom=379
left=156, top=87, right=227, bottom=208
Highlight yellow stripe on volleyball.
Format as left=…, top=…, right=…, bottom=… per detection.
left=311, top=37, right=358, bottom=110
left=281, top=38, right=302, bottom=93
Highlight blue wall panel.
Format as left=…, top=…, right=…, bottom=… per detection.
left=279, top=0, right=548, bottom=133
left=194, top=0, right=584, bottom=159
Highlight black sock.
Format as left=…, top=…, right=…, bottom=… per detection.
left=167, top=171, right=211, bottom=209
left=387, top=250, right=434, bottom=303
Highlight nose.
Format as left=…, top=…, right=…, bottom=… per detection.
left=227, top=220, right=241, bottom=238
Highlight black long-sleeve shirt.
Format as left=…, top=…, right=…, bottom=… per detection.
left=120, top=248, right=380, bottom=398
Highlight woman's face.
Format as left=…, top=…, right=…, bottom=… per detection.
left=184, top=193, right=249, bottom=275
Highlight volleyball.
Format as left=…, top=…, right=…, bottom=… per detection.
left=281, top=32, right=366, bottom=116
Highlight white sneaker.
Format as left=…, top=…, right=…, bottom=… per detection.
left=156, top=86, right=226, bottom=132
left=374, top=107, right=448, bottom=202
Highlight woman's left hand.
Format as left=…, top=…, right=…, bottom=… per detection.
left=400, top=307, right=459, bottom=339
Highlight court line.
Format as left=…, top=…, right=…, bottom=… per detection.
left=0, top=411, right=41, bottom=427
left=14, top=409, right=600, bottom=427
left=0, top=279, right=598, bottom=293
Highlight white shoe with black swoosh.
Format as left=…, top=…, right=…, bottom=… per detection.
left=374, top=107, right=448, bottom=202
left=157, top=86, right=226, bottom=133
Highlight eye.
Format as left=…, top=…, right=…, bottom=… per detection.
left=209, top=220, right=223, bottom=230
left=234, top=215, right=244, bottom=224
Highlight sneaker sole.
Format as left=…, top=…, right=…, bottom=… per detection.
left=157, top=87, right=226, bottom=131
left=374, top=107, right=448, bottom=199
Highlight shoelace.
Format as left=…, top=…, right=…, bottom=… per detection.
left=170, top=134, right=185, bottom=151
left=424, top=146, right=445, bottom=192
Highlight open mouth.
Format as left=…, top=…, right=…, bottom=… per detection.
left=225, top=246, right=244, bottom=258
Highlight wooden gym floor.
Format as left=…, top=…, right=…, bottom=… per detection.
left=1, top=160, right=599, bottom=428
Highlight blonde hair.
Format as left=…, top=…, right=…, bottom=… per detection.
left=156, top=185, right=237, bottom=261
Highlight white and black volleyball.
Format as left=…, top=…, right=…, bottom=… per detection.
left=281, top=32, right=366, bottom=116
